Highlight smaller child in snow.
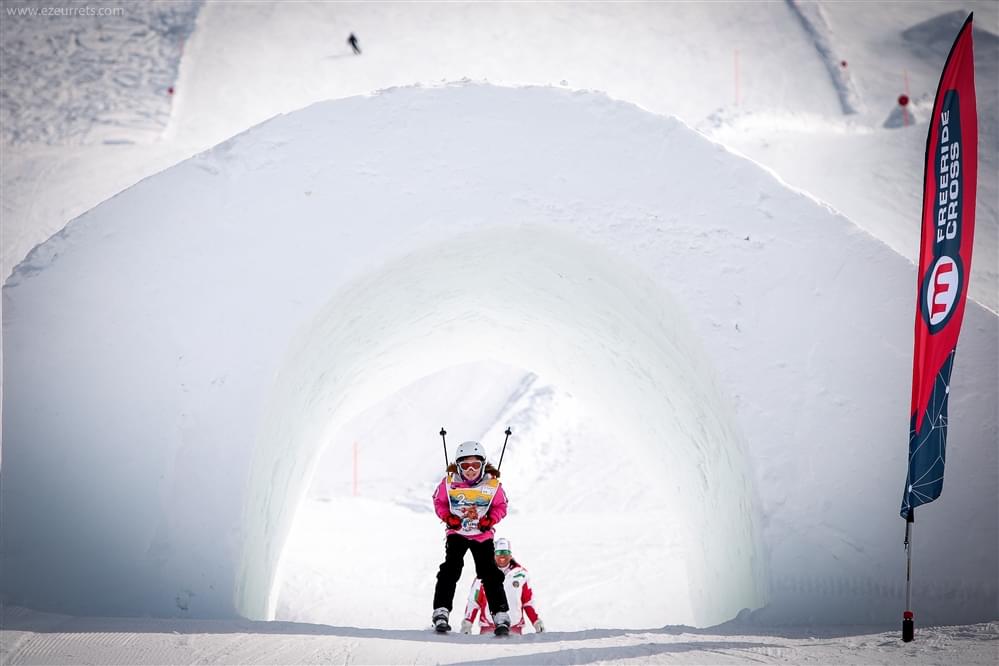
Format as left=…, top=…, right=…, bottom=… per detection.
left=461, top=537, right=545, bottom=635
left=431, top=440, right=511, bottom=634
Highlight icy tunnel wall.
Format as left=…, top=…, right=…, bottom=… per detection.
left=240, top=225, right=763, bottom=624
left=2, top=84, right=996, bottom=625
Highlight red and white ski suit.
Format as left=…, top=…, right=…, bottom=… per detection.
left=462, top=562, right=541, bottom=634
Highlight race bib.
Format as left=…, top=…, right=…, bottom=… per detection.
left=447, top=477, right=500, bottom=533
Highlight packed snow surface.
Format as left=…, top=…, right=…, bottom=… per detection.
left=3, top=606, right=999, bottom=666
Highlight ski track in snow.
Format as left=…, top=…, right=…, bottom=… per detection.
left=3, top=608, right=998, bottom=665
left=785, top=0, right=865, bottom=115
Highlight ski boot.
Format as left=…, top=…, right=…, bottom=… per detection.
left=433, top=607, right=451, bottom=633
left=493, top=611, right=511, bottom=636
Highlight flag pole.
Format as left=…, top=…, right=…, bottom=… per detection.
left=903, top=508, right=914, bottom=641
left=898, top=11, right=975, bottom=645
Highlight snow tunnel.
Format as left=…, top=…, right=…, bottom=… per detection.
left=237, top=224, right=764, bottom=627
left=0, top=83, right=764, bottom=627
left=3, top=83, right=994, bottom=629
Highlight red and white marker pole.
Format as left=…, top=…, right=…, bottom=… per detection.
left=734, top=49, right=740, bottom=106
left=898, top=93, right=911, bottom=127
left=353, top=441, right=359, bottom=497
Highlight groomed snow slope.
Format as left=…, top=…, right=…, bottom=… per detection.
left=2, top=84, right=996, bottom=630
left=3, top=606, right=998, bottom=666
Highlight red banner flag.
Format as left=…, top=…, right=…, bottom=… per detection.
left=901, top=13, right=977, bottom=517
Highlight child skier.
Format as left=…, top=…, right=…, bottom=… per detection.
left=461, top=537, right=545, bottom=635
left=431, top=440, right=511, bottom=634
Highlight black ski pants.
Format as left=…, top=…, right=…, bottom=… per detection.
left=433, top=533, right=509, bottom=615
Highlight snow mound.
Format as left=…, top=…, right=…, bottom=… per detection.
left=882, top=102, right=922, bottom=129
left=1, top=84, right=995, bottom=630
left=902, top=10, right=999, bottom=60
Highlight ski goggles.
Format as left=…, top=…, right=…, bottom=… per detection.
left=494, top=550, right=512, bottom=556
left=458, top=460, right=483, bottom=471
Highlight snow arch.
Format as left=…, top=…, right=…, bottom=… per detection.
left=3, top=83, right=995, bottom=627
left=237, top=224, right=762, bottom=624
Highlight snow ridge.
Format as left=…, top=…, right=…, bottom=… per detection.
left=786, top=0, right=865, bottom=115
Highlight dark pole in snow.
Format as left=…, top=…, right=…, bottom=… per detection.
left=440, top=427, right=449, bottom=469
left=497, top=427, right=512, bottom=471
left=903, top=508, right=915, bottom=642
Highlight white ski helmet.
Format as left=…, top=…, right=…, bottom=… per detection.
left=494, top=537, right=512, bottom=553
left=455, top=440, right=487, bottom=462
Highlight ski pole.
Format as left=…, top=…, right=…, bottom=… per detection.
left=903, top=508, right=915, bottom=642
left=440, top=427, right=449, bottom=469
left=497, top=427, right=512, bottom=471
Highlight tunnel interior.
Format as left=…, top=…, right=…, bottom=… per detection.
left=238, top=225, right=765, bottom=628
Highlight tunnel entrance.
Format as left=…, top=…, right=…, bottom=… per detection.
left=238, top=226, right=765, bottom=628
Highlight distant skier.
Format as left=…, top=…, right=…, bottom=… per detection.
left=347, top=32, right=361, bottom=55
left=431, top=440, right=511, bottom=635
left=461, top=537, right=545, bottom=635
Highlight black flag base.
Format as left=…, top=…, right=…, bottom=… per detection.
left=902, top=611, right=914, bottom=642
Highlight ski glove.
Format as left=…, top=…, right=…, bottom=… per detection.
left=477, top=515, right=494, bottom=530
left=445, top=514, right=462, bottom=529
left=534, top=619, right=545, bottom=633
left=460, top=620, right=473, bottom=634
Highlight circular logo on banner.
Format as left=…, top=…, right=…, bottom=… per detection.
left=922, top=254, right=963, bottom=332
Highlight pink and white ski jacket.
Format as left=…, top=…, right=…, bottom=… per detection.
left=463, top=562, right=541, bottom=634
left=433, top=472, right=507, bottom=543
